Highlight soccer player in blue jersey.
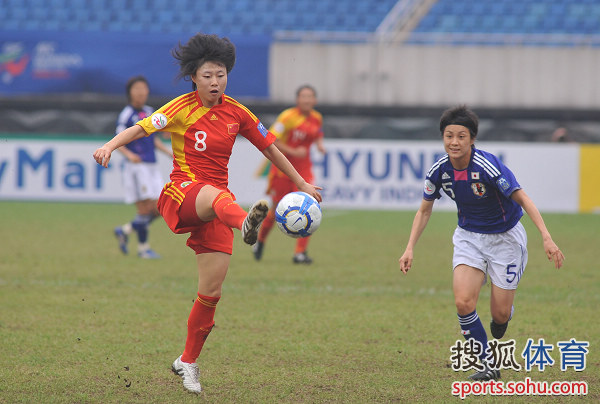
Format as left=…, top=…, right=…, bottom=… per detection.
left=398, top=105, right=564, bottom=381
left=113, top=76, right=172, bottom=259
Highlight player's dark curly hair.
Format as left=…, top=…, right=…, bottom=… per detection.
left=439, top=105, right=479, bottom=138
left=172, top=33, right=236, bottom=91
left=125, top=75, right=148, bottom=101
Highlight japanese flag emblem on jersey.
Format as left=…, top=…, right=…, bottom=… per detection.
left=471, top=182, right=486, bottom=196
left=471, top=172, right=480, bottom=180
left=151, top=113, right=168, bottom=130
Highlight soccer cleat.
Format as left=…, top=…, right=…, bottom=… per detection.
left=172, top=355, right=202, bottom=394
left=293, top=252, right=313, bottom=264
left=114, top=226, right=128, bottom=255
left=252, top=241, right=264, bottom=261
left=242, top=200, right=269, bottom=245
left=490, top=320, right=509, bottom=339
left=468, top=364, right=501, bottom=381
left=138, top=249, right=161, bottom=259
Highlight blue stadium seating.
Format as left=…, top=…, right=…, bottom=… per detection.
left=3, top=0, right=598, bottom=46
left=2, top=0, right=397, bottom=35
left=409, top=0, right=600, bottom=45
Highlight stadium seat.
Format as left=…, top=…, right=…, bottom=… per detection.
left=2, top=0, right=597, bottom=47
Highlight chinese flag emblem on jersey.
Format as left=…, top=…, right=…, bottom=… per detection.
left=227, top=123, right=240, bottom=135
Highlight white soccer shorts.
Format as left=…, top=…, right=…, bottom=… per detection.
left=121, top=162, right=164, bottom=204
left=452, top=222, right=528, bottom=290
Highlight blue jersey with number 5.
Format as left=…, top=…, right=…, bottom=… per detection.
left=423, top=147, right=523, bottom=233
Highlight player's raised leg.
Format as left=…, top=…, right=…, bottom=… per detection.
left=194, top=185, right=268, bottom=245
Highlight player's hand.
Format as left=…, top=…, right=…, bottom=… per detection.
left=544, top=239, right=564, bottom=269
left=399, top=250, right=413, bottom=274
left=298, top=182, right=322, bottom=203
left=93, top=146, right=113, bottom=168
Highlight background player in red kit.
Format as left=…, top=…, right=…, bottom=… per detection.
left=93, top=33, right=322, bottom=394
left=252, top=85, right=326, bottom=264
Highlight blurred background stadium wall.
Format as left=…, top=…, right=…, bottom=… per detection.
left=1, top=0, right=599, bottom=210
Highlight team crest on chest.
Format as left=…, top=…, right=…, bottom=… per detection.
left=471, top=182, right=486, bottom=197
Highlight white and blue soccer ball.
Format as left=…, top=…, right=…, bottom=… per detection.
left=275, top=192, right=322, bottom=238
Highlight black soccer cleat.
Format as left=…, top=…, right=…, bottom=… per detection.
left=252, top=241, right=264, bottom=261
left=490, top=320, right=509, bottom=339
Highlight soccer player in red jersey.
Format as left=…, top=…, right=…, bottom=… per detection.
left=253, top=85, right=326, bottom=264
left=93, top=33, right=322, bottom=394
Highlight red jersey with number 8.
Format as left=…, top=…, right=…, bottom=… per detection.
left=137, top=92, right=275, bottom=191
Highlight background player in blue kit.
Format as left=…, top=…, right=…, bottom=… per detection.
left=398, top=105, right=564, bottom=381
left=113, top=76, right=172, bottom=259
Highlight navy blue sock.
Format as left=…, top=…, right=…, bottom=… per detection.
left=458, top=310, right=489, bottom=363
left=131, top=214, right=151, bottom=243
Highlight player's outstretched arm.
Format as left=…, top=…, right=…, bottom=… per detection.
left=262, top=143, right=322, bottom=202
left=511, top=189, right=565, bottom=269
left=93, top=125, right=148, bottom=168
left=399, top=199, right=434, bottom=275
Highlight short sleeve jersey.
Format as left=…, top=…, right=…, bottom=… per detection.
left=268, top=107, right=323, bottom=180
left=136, top=92, right=275, bottom=191
left=424, top=147, right=523, bottom=233
left=116, top=104, right=157, bottom=163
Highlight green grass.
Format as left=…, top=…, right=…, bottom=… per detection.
left=0, top=202, right=598, bottom=403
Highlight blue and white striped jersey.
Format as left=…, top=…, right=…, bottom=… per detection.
left=423, top=147, right=523, bottom=234
left=116, top=104, right=157, bottom=163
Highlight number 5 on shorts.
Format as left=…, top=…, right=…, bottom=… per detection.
left=506, top=264, right=517, bottom=283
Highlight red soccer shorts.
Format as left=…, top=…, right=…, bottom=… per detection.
left=158, top=181, right=234, bottom=255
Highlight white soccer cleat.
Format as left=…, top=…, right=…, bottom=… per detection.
left=172, top=355, right=202, bottom=394
left=242, top=200, right=269, bottom=245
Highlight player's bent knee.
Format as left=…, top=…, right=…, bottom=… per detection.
left=491, top=308, right=511, bottom=324
left=455, top=298, right=477, bottom=315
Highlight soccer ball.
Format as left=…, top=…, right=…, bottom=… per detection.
left=275, top=192, right=322, bottom=238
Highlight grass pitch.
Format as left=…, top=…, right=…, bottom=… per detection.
left=0, top=201, right=598, bottom=403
